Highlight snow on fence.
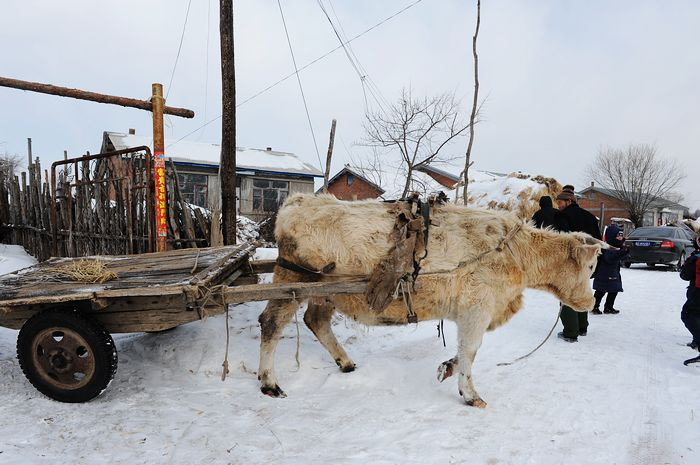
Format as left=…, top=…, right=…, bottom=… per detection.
left=0, top=149, right=257, bottom=261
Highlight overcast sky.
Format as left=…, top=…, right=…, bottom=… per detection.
left=1, top=0, right=699, bottom=210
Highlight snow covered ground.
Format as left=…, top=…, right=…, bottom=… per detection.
left=0, top=247, right=698, bottom=464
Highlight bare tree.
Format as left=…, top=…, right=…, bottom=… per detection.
left=587, top=144, right=686, bottom=227
left=461, top=0, right=481, bottom=204
left=0, top=152, right=21, bottom=186
left=363, top=88, right=470, bottom=198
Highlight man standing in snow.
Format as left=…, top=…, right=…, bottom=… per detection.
left=553, top=186, right=601, bottom=343
left=680, top=236, right=700, bottom=365
left=532, top=195, right=557, bottom=228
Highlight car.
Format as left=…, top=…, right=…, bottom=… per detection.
left=623, top=226, right=696, bottom=270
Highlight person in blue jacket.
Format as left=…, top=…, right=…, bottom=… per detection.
left=591, top=225, right=629, bottom=314
left=680, top=236, right=700, bottom=366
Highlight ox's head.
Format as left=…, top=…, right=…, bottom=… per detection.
left=537, top=232, right=604, bottom=310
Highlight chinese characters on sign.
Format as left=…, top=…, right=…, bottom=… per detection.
left=154, top=151, right=167, bottom=239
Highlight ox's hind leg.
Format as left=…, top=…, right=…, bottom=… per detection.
left=455, top=312, right=491, bottom=408
left=303, top=301, right=356, bottom=373
left=258, top=298, right=300, bottom=397
left=437, top=356, right=458, bottom=382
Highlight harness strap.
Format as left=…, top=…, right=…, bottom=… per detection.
left=276, top=257, right=336, bottom=276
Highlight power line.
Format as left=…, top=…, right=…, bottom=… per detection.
left=197, top=0, right=212, bottom=141
left=277, top=0, right=323, bottom=170
left=321, top=0, right=391, bottom=112
left=166, top=0, right=193, bottom=100
left=167, top=0, right=424, bottom=148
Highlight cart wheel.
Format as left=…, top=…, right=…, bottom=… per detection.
left=16, top=309, right=118, bottom=403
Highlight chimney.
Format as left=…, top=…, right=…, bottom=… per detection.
left=590, top=181, right=594, bottom=187
left=128, top=128, right=136, bottom=135
left=266, top=147, right=272, bottom=151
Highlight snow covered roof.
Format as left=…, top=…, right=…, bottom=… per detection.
left=103, top=132, right=323, bottom=178
left=350, top=163, right=561, bottom=219
left=325, top=166, right=385, bottom=194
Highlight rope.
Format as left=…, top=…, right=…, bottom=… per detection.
left=496, top=305, right=562, bottom=367
left=292, top=291, right=301, bottom=369
left=221, top=291, right=230, bottom=381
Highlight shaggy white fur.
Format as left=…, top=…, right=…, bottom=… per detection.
left=258, top=194, right=601, bottom=407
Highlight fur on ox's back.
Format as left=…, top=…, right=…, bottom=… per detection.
left=275, top=193, right=527, bottom=277
left=260, top=194, right=601, bottom=405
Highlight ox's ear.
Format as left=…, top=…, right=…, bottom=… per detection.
left=571, top=244, right=601, bottom=266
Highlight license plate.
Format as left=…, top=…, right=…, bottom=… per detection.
left=636, top=241, right=651, bottom=247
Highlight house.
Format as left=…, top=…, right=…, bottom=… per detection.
left=324, top=165, right=385, bottom=200
left=415, top=164, right=460, bottom=189
left=101, top=130, right=323, bottom=221
left=577, top=183, right=689, bottom=227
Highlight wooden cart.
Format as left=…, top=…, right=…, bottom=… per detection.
left=0, top=243, right=367, bottom=402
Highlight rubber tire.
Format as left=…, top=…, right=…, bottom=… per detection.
left=17, top=309, right=118, bottom=403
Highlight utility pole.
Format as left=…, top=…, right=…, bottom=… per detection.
left=323, top=119, right=337, bottom=193
left=220, top=0, right=237, bottom=245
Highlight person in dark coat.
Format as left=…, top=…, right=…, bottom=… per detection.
left=591, top=225, right=629, bottom=314
left=680, top=236, right=700, bottom=363
left=552, top=188, right=602, bottom=342
left=532, top=196, right=557, bottom=228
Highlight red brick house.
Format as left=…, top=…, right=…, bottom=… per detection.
left=325, top=166, right=385, bottom=200
left=415, top=164, right=460, bottom=189
left=578, top=183, right=688, bottom=227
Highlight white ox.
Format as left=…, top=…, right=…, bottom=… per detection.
left=258, top=194, right=601, bottom=407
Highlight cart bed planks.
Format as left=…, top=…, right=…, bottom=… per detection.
left=0, top=242, right=258, bottom=332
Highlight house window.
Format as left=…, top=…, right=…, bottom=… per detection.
left=177, top=172, right=208, bottom=207
left=347, top=174, right=354, bottom=186
left=252, top=179, right=289, bottom=213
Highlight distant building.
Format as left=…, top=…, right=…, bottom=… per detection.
left=324, top=165, right=385, bottom=200
left=101, top=131, right=323, bottom=221
left=578, top=183, right=689, bottom=227
left=415, top=164, right=460, bottom=189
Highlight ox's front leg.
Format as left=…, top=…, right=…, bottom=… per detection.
left=455, top=312, right=491, bottom=408
left=303, top=301, right=356, bottom=372
left=258, top=298, right=300, bottom=398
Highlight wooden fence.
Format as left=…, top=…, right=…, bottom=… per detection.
left=0, top=148, right=216, bottom=261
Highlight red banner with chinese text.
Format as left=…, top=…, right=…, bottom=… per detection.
left=154, top=151, right=167, bottom=240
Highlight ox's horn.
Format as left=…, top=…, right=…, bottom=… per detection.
left=581, top=236, right=612, bottom=249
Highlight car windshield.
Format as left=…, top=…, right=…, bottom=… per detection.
left=628, top=228, right=676, bottom=239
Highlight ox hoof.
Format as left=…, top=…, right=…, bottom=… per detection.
left=261, top=385, right=287, bottom=398
left=464, top=397, right=487, bottom=408
left=335, top=359, right=356, bottom=373
left=437, top=362, right=455, bottom=383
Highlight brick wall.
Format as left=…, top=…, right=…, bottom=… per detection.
left=423, top=170, right=458, bottom=189
left=327, top=172, right=383, bottom=200
left=578, top=191, right=630, bottom=226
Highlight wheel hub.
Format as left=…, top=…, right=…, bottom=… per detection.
left=31, top=327, right=96, bottom=390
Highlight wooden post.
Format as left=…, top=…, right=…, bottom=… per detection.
left=151, top=83, right=167, bottom=252
left=599, top=202, right=606, bottom=235
left=0, top=76, right=194, bottom=118
left=27, top=138, right=33, bottom=171
left=323, top=119, right=337, bottom=193
left=220, top=0, right=237, bottom=245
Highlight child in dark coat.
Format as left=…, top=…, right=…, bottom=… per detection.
left=680, top=236, right=700, bottom=365
left=591, top=225, right=629, bottom=314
